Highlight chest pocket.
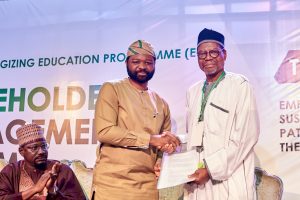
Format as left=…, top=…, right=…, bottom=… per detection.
left=205, top=101, right=229, bottom=135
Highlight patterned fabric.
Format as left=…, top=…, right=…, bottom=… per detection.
left=0, top=160, right=86, bottom=200
left=19, top=161, right=48, bottom=200
left=16, top=123, right=46, bottom=147
left=127, top=39, right=156, bottom=58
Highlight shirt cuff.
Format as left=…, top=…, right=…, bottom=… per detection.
left=136, top=132, right=151, bottom=149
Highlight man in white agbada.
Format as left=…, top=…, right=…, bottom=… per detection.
left=184, top=28, right=260, bottom=200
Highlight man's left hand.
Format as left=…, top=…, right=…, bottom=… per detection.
left=154, top=159, right=161, bottom=179
left=46, top=162, right=61, bottom=191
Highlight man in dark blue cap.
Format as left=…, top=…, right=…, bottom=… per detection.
left=184, top=28, right=260, bottom=199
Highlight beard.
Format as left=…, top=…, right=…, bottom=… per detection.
left=34, top=160, right=47, bottom=170
left=35, top=162, right=47, bottom=170
left=34, top=154, right=48, bottom=170
left=201, top=63, right=224, bottom=78
left=127, top=65, right=155, bottom=84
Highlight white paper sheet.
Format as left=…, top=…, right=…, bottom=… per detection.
left=157, top=149, right=199, bottom=189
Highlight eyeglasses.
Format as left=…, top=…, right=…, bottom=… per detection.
left=25, top=143, right=49, bottom=153
left=197, top=48, right=224, bottom=60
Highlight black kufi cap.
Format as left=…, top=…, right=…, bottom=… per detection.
left=197, top=28, right=224, bottom=47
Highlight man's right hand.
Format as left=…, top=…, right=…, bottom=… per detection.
left=34, top=172, right=51, bottom=193
left=22, top=172, right=51, bottom=200
left=150, top=131, right=180, bottom=153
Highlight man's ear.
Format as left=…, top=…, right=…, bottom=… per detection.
left=19, top=147, right=24, bottom=157
left=223, top=49, right=227, bottom=61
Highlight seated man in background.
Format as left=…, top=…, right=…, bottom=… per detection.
left=0, top=123, right=86, bottom=200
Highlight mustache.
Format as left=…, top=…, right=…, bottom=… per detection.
left=136, top=69, right=149, bottom=73
left=35, top=155, right=47, bottom=160
left=203, top=61, right=217, bottom=66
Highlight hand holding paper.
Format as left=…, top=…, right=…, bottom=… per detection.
left=188, top=167, right=210, bottom=185
left=157, top=149, right=199, bottom=189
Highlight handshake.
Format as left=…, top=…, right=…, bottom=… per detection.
left=149, top=131, right=181, bottom=154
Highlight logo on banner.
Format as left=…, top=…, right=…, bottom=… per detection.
left=274, top=50, right=300, bottom=83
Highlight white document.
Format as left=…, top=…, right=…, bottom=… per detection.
left=157, top=149, right=199, bottom=189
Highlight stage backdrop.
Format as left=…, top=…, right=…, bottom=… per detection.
left=1, top=0, right=300, bottom=199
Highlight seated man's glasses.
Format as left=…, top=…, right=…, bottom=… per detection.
left=197, top=48, right=224, bottom=60
left=25, top=143, right=49, bottom=153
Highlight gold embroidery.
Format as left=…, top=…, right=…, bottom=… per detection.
left=19, top=161, right=49, bottom=200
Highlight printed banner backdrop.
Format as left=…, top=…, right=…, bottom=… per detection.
left=1, top=0, right=300, bottom=199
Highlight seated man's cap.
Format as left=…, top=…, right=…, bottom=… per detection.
left=127, top=40, right=156, bottom=58
left=197, top=28, right=225, bottom=47
left=16, top=123, right=46, bottom=147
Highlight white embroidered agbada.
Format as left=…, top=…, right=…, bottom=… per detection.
left=185, top=72, right=260, bottom=200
